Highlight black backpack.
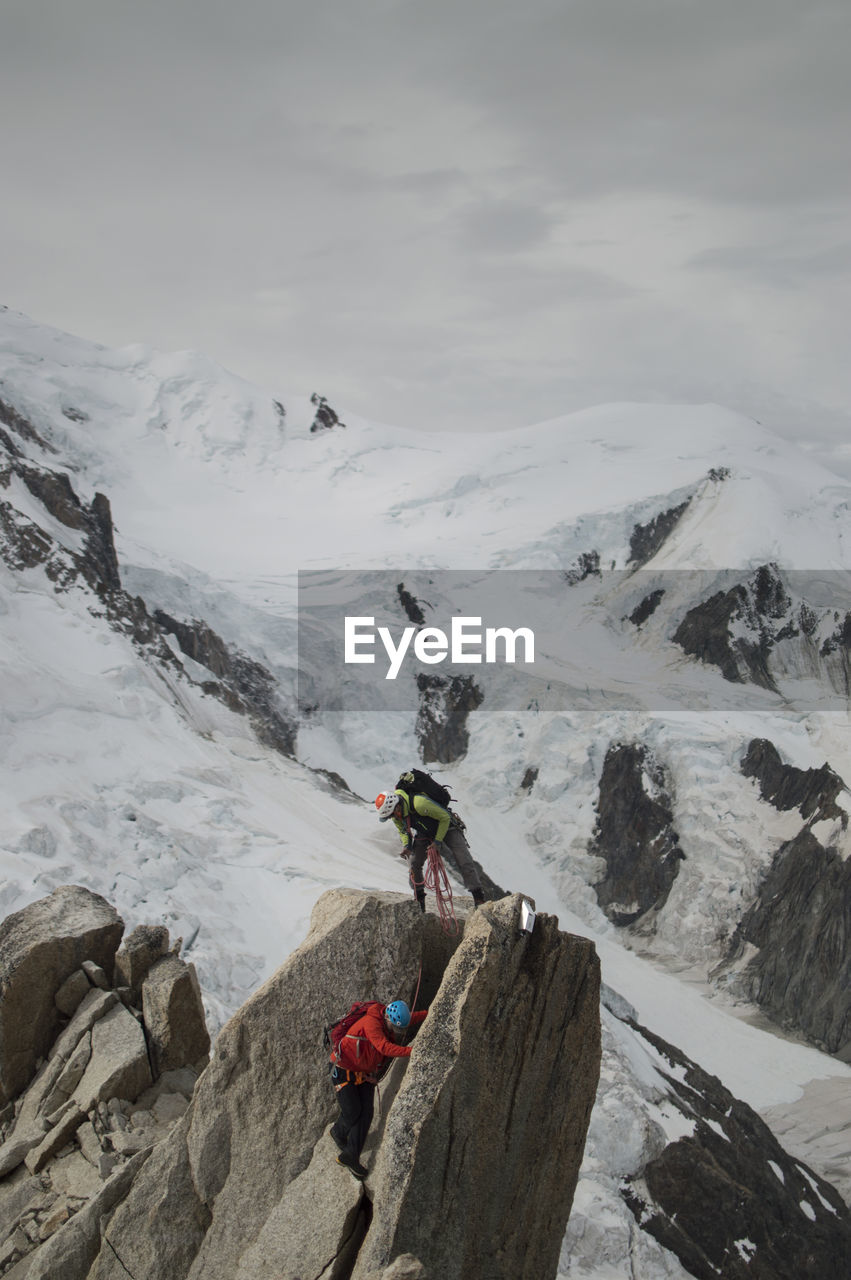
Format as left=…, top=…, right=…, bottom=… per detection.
left=395, top=768, right=452, bottom=810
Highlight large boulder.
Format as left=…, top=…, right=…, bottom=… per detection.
left=142, top=955, right=210, bottom=1075
left=114, top=924, right=170, bottom=1002
left=70, top=1002, right=153, bottom=1112
left=0, top=887, right=124, bottom=1105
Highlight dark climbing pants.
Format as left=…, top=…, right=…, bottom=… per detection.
left=330, top=1066, right=375, bottom=1160
left=408, top=825, right=482, bottom=896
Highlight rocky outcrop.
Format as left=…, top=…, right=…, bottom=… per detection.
left=627, top=500, right=690, bottom=568
left=0, top=891, right=208, bottom=1277
left=396, top=583, right=426, bottom=626
left=351, top=896, right=601, bottom=1280
left=114, top=924, right=170, bottom=1003
left=415, top=672, right=484, bottom=763
left=720, top=741, right=851, bottom=1060
left=83, top=890, right=601, bottom=1280
left=309, top=393, right=346, bottom=432
left=741, top=737, right=848, bottom=825
left=562, top=550, right=601, bottom=585
left=672, top=565, right=789, bottom=689
left=520, top=766, right=539, bottom=792
left=727, top=829, right=851, bottom=1060
left=0, top=423, right=121, bottom=601
left=142, top=955, right=211, bottom=1076
left=0, top=887, right=123, bottom=1105
left=673, top=564, right=851, bottom=697
left=590, top=744, right=684, bottom=926
left=627, top=587, right=665, bottom=628
left=564, top=992, right=851, bottom=1277
left=620, top=1018, right=851, bottom=1279
left=0, top=397, right=55, bottom=453
left=152, top=610, right=296, bottom=757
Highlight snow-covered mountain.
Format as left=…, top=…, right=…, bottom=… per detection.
left=1, top=305, right=850, bottom=1277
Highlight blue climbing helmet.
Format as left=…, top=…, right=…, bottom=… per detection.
left=385, top=999, right=411, bottom=1028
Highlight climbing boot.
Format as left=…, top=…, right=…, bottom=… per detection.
left=337, top=1151, right=368, bottom=1180
left=472, top=888, right=485, bottom=907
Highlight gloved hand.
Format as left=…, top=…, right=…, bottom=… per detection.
left=400, top=846, right=411, bottom=860
left=427, top=841, right=442, bottom=859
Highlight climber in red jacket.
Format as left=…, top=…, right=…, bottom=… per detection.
left=329, top=998, right=427, bottom=1179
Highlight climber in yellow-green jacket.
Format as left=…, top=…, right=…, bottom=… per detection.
left=374, top=782, right=486, bottom=911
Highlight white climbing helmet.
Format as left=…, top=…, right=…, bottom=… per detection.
left=375, top=791, right=401, bottom=821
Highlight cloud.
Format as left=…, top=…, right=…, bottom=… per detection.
left=0, top=0, right=849, bottom=467
left=455, top=199, right=554, bottom=253
left=688, top=241, right=851, bottom=288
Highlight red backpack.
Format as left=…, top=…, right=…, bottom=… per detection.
left=323, top=1001, right=382, bottom=1068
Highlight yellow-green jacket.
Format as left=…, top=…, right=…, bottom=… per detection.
left=391, top=789, right=452, bottom=847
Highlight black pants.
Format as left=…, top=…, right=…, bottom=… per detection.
left=330, top=1065, right=375, bottom=1160
left=408, top=825, right=482, bottom=895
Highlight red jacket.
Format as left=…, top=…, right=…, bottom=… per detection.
left=337, top=1004, right=427, bottom=1075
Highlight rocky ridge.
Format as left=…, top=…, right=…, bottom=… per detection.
left=79, top=890, right=601, bottom=1280
left=0, top=886, right=209, bottom=1278
left=563, top=988, right=851, bottom=1279
left=0, top=397, right=297, bottom=760
left=712, top=739, right=851, bottom=1060
left=672, top=564, right=851, bottom=696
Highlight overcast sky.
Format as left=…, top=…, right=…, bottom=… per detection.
left=2, top=0, right=850, bottom=473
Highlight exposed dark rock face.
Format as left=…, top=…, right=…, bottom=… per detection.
left=309, top=393, right=346, bottom=432
left=562, top=550, right=600, bottom=585
left=17, top=465, right=88, bottom=531
left=621, top=1019, right=851, bottom=1280
left=672, top=563, right=851, bottom=697
left=520, top=766, right=539, bottom=792
left=153, top=611, right=296, bottom=757
left=415, top=672, right=484, bottom=763
left=728, top=829, right=851, bottom=1060
left=628, top=500, right=690, bottom=568
left=628, top=587, right=665, bottom=627
left=396, top=582, right=426, bottom=626
left=741, top=738, right=848, bottom=825
left=87, top=492, right=122, bottom=593
left=674, top=584, right=752, bottom=683
left=821, top=610, right=851, bottom=657
left=1, top=445, right=122, bottom=599
left=673, top=565, right=791, bottom=689
left=590, top=744, right=684, bottom=926
left=0, top=395, right=56, bottom=453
